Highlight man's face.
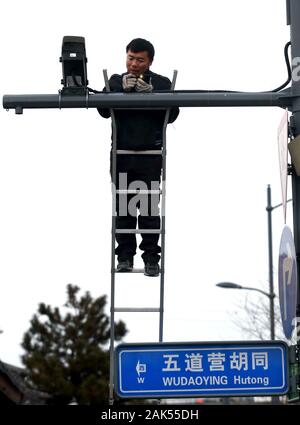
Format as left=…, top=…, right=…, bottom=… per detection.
left=126, top=50, right=152, bottom=76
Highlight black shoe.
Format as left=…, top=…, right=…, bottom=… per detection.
left=144, top=262, right=160, bottom=277
left=117, top=259, right=133, bottom=272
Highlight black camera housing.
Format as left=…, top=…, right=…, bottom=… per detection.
left=60, top=36, right=88, bottom=95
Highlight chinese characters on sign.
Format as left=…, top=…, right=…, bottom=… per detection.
left=162, top=351, right=269, bottom=373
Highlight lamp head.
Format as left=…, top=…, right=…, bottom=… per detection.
left=216, top=282, right=243, bottom=289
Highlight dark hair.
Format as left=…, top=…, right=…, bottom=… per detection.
left=126, top=38, right=155, bottom=62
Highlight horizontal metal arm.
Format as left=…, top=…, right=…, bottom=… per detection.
left=2, top=89, right=293, bottom=113
left=242, top=286, right=275, bottom=299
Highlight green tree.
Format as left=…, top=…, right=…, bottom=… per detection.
left=21, top=284, right=127, bottom=405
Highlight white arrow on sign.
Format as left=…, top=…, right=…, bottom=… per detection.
left=136, top=360, right=146, bottom=377
left=282, top=241, right=293, bottom=321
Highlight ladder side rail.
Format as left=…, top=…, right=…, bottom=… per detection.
left=103, top=69, right=117, bottom=405
left=159, top=70, right=178, bottom=342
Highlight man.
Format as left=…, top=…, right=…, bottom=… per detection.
left=98, top=38, right=179, bottom=277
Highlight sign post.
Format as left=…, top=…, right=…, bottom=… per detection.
left=278, top=110, right=289, bottom=223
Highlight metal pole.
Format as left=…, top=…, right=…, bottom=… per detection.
left=2, top=91, right=292, bottom=112
left=289, top=0, right=300, bottom=345
left=266, top=185, right=275, bottom=340
left=240, top=286, right=274, bottom=300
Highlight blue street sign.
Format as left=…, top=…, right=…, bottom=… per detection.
left=115, top=341, right=289, bottom=398
left=278, top=225, right=298, bottom=340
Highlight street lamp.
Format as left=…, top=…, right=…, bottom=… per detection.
left=216, top=186, right=292, bottom=342
left=265, top=185, right=292, bottom=341
left=216, top=281, right=276, bottom=340
left=216, top=282, right=275, bottom=299
left=216, top=281, right=283, bottom=405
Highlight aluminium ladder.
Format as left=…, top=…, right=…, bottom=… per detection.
left=103, top=70, right=177, bottom=404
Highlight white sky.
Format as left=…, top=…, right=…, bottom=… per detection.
left=0, top=0, right=294, bottom=366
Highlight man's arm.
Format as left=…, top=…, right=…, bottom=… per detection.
left=168, top=106, right=179, bottom=123
left=158, top=76, right=179, bottom=124
left=97, top=74, right=123, bottom=118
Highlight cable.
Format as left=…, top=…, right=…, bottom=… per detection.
left=71, top=72, right=102, bottom=93
left=271, top=41, right=291, bottom=92
left=87, top=86, right=101, bottom=94
left=86, top=41, right=292, bottom=95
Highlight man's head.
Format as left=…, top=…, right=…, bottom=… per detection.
left=126, top=38, right=155, bottom=76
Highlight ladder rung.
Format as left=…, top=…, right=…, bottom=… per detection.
left=116, top=190, right=162, bottom=195
left=114, top=267, right=161, bottom=273
left=115, top=229, right=162, bottom=234
left=115, top=150, right=162, bottom=155
left=114, top=307, right=160, bottom=313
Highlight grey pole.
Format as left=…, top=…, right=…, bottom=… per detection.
left=288, top=0, right=300, bottom=343
left=2, top=91, right=292, bottom=113
left=266, top=185, right=276, bottom=340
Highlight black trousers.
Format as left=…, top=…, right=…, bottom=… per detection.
left=114, top=155, right=162, bottom=264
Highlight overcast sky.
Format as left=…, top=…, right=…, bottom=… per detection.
left=0, top=0, right=294, bottom=366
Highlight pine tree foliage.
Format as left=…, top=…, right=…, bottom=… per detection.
left=21, top=284, right=127, bottom=405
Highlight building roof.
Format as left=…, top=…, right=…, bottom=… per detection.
left=0, top=359, right=48, bottom=404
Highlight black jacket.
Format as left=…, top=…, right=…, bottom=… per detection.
left=97, top=71, right=179, bottom=151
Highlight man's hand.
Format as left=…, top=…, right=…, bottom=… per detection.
left=135, top=77, right=153, bottom=92
left=122, top=74, right=137, bottom=91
